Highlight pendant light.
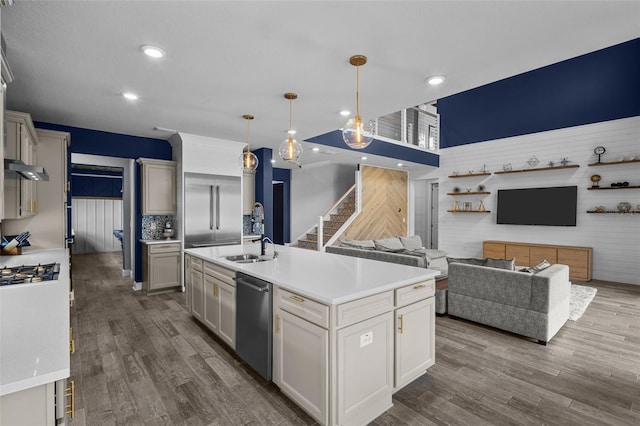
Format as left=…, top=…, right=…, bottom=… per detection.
left=278, top=92, right=303, bottom=163
left=342, top=55, right=374, bottom=149
left=239, top=114, right=259, bottom=171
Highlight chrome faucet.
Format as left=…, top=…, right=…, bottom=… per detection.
left=261, top=236, right=278, bottom=258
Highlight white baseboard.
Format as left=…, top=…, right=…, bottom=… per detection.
left=132, top=281, right=142, bottom=291
left=122, top=269, right=131, bottom=277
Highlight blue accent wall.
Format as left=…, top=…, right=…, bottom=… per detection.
left=34, top=121, right=171, bottom=283
left=437, top=38, right=640, bottom=148
left=254, top=148, right=274, bottom=240
left=273, top=167, right=291, bottom=244
left=306, top=130, right=440, bottom=167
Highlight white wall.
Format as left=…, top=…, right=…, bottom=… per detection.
left=291, top=162, right=357, bottom=240
left=435, top=116, right=640, bottom=285
left=72, top=198, right=123, bottom=254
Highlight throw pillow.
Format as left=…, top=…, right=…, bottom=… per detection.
left=340, top=239, right=375, bottom=250
left=399, top=235, right=423, bottom=251
left=374, top=237, right=404, bottom=252
left=530, top=259, right=552, bottom=273
left=446, top=257, right=485, bottom=266
left=485, top=257, right=516, bottom=270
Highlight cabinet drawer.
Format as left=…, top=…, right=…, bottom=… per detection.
left=395, top=280, right=434, bottom=308
left=277, top=288, right=329, bottom=329
left=189, top=256, right=203, bottom=271
left=149, top=243, right=180, bottom=254
left=335, top=290, right=394, bottom=328
left=483, top=242, right=506, bottom=259
left=204, top=262, right=235, bottom=285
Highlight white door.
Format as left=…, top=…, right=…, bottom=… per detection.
left=430, top=182, right=439, bottom=249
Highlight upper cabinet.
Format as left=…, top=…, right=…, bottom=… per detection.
left=4, top=111, right=40, bottom=219
left=137, top=158, right=177, bottom=215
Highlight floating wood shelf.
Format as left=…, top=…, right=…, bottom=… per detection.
left=588, top=159, right=640, bottom=166
left=447, top=191, right=491, bottom=196
left=494, top=164, right=579, bottom=174
left=447, top=210, right=491, bottom=213
left=586, top=210, right=639, bottom=214
left=587, top=185, right=640, bottom=190
left=448, top=172, right=491, bottom=178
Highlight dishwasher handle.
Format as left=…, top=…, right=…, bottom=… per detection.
left=234, top=276, right=270, bottom=293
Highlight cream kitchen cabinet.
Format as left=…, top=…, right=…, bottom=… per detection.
left=141, top=241, right=181, bottom=294
left=4, top=110, right=39, bottom=219
left=187, top=255, right=204, bottom=321
left=196, top=260, right=236, bottom=349
left=243, top=169, right=256, bottom=214
left=137, top=158, right=177, bottom=215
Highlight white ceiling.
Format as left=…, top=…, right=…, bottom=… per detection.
left=2, top=1, right=639, bottom=170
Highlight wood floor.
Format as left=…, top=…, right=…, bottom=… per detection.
left=69, top=252, right=640, bottom=426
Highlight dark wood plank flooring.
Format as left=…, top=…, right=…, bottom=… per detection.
left=69, top=252, right=640, bottom=425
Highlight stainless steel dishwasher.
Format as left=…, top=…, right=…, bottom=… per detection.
left=235, top=272, right=273, bottom=380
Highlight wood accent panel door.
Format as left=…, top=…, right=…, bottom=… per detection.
left=483, top=242, right=506, bottom=259
left=505, top=244, right=530, bottom=266
left=530, top=246, right=558, bottom=265
left=341, top=165, right=407, bottom=241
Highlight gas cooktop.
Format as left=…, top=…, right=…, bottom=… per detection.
left=0, top=263, right=60, bottom=286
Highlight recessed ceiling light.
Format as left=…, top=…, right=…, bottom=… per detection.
left=361, top=156, right=368, bottom=160
left=426, top=75, right=446, bottom=86
left=339, top=110, right=351, bottom=117
left=397, top=162, right=404, bottom=167
left=122, top=92, right=139, bottom=100
left=270, top=159, right=276, bottom=163
left=312, top=147, right=320, bottom=152
left=140, top=45, right=165, bottom=58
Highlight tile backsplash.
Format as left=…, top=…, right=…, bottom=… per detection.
left=142, top=215, right=175, bottom=240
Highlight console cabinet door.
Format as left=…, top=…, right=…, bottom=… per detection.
left=274, top=308, right=328, bottom=425
left=190, top=268, right=204, bottom=321
left=395, top=298, right=435, bottom=389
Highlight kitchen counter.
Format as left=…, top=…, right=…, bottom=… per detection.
left=185, top=243, right=438, bottom=305
left=139, top=239, right=181, bottom=244
left=0, top=249, right=70, bottom=396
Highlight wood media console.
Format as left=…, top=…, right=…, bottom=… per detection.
left=483, top=240, right=592, bottom=281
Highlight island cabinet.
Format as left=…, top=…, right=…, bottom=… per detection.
left=274, top=280, right=434, bottom=426
left=186, top=255, right=204, bottom=321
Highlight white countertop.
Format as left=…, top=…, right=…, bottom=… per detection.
left=185, top=244, right=438, bottom=305
left=140, top=239, right=181, bottom=244
left=0, top=249, right=70, bottom=396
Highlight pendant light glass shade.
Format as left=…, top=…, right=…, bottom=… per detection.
left=278, top=92, right=303, bottom=163
left=239, top=114, right=259, bottom=171
left=342, top=55, right=374, bottom=149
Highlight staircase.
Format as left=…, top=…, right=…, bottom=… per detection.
left=296, top=192, right=356, bottom=250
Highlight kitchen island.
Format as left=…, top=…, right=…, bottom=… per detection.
left=185, top=244, right=438, bottom=426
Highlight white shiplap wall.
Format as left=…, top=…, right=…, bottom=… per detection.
left=435, top=116, right=640, bottom=285
left=72, top=198, right=123, bottom=254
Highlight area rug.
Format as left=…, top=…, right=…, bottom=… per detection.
left=569, top=284, right=597, bottom=321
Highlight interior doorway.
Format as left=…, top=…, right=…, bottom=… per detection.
left=413, top=178, right=439, bottom=249
left=273, top=182, right=284, bottom=244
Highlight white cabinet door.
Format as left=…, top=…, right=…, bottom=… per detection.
left=395, top=297, right=435, bottom=389
left=149, top=252, right=180, bottom=291
left=190, top=269, right=204, bottom=322
left=139, top=159, right=176, bottom=215
left=218, top=281, right=236, bottom=349
left=274, top=309, right=328, bottom=425
left=184, top=255, right=192, bottom=311
left=0, top=382, right=55, bottom=426
left=336, top=311, right=394, bottom=426
left=203, top=274, right=220, bottom=333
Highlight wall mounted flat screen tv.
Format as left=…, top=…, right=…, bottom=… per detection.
left=497, top=186, right=577, bottom=226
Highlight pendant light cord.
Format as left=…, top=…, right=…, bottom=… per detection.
left=356, top=64, right=361, bottom=119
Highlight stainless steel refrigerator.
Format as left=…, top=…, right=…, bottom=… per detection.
left=184, top=172, right=242, bottom=248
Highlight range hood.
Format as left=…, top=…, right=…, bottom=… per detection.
left=4, top=159, right=49, bottom=181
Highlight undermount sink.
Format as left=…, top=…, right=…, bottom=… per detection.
left=224, top=254, right=272, bottom=263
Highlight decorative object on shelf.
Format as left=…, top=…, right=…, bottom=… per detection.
left=611, top=182, right=630, bottom=187
left=342, top=55, right=374, bottom=149
left=618, top=202, right=632, bottom=212
left=478, top=200, right=486, bottom=211
left=477, top=184, right=486, bottom=192
left=590, top=174, right=601, bottom=188
left=453, top=186, right=461, bottom=193
left=503, top=163, right=512, bottom=171
left=463, top=202, right=472, bottom=211
left=560, top=157, right=570, bottom=166
left=239, top=114, right=259, bottom=171
left=453, top=200, right=460, bottom=211
left=548, top=160, right=555, bottom=167
left=466, top=188, right=472, bottom=193
left=452, top=171, right=459, bottom=176
left=527, top=155, right=539, bottom=168
left=481, top=164, right=488, bottom=173
left=278, top=92, right=303, bottom=163
left=594, top=146, right=606, bottom=163
left=595, top=205, right=606, bottom=212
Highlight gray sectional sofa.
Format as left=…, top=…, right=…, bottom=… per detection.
left=448, top=261, right=571, bottom=344
left=325, top=236, right=448, bottom=278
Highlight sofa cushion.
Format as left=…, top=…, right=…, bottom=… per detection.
left=374, top=237, right=404, bottom=252
left=447, top=257, right=485, bottom=266
left=340, top=239, right=375, bottom=250
left=399, top=235, right=423, bottom=250
left=485, top=257, right=515, bottom=271
left=415, top=248, right=447, bottom=260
